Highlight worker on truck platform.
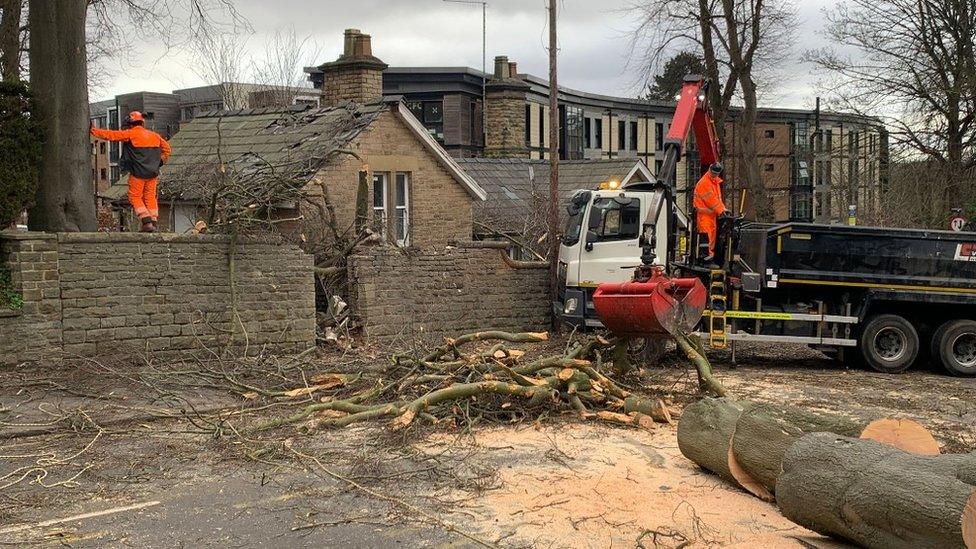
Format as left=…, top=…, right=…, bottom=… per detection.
left=90, top=111, right=171, bottom=233
left=693, top=162, right=730, bottom=263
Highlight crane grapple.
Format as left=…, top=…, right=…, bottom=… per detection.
left=593, top=267, right=707, bottom=338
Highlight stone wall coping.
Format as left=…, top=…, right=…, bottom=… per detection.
left=0, top=309, right=22, bottom=318
left=54, top=232, right=283, bottom=245
left=0, top=231, right=58, bottom=241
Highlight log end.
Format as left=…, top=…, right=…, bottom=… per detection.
left=859, top=418, right=941, bottom=456
left=964, top=490, right=976, bottom=549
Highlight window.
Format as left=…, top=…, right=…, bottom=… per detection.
left=525, top=104, right=531, bottom=146
left=618, top=120, right=626, bottom=150
left=655, top=122, right=664, bottom=151
left=790, top=190, right=812, bottom=221
left=764, top=163, right=775, bottom=172
left=394, top=173, right=410, bottom=246
left=424, top=102, right=443, bottom=124
left=538, top=105, right=545, bottom=148
left=100, top=168, right=107, bottom=180
left=630, top=121, right=638, bottom=150
left=585, top=118, right=592, bottom=149
left=764, top=129, right=775, bottom=138
left=372, top=173, right=387, bottom=235
left=562, top=106, right=584, bottom=160
left=407, top=101, right=444, bottom=140
left=99, top=142, right=106, bottom=154
left=595, top=118, right=603, bottom=149
left=373, top=172, right=410, bottom=246
left=590, top=197, right=641, bottom=241
left=825, top=129, right=833, bottom=155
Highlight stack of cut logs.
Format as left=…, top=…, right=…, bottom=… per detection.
left=677, top=398, right=976, bottom=549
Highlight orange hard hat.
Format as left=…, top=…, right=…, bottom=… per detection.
left=127, top=111, right=144, bottom=123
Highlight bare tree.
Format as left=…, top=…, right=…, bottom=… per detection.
left=0, top=0, right=25, bottom=82
left=26, top=0, right=96, bottom=232
left=628, top=0, right=796, bottom=220
left=251, top=28, right=320, bottom=107
left=189, top=32, right=252, bottom=108
left=807, top=0, right=976, bottom=222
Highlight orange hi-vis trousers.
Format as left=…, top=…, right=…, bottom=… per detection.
left=128, top=176, right=159, bottom=221
left=697, top=213, right=718, bottom=256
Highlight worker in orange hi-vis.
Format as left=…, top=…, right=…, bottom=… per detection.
left=90, top=111, right=171, bottom=232
left=693, top=162, right=730, bottom=263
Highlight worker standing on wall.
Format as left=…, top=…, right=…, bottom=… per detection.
left=90, top=111, right=171, bottom=232
left=693, top=162, right=729, bottom=263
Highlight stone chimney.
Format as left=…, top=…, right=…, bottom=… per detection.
left=484, top=55, right=530, bottom=158
left=321, top=29, right=388, bottom=107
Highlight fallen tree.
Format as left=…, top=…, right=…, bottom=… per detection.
left=776, top=433, right=976, bottom=549
left=249, top=330, right=693, bottom=433
left=678, top=398, right=940, bottom=500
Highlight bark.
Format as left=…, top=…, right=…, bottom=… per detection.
left=730, top=405, right=938, bottom=495
left=26, top=0, right=96, bottom=232
left=0, top=0, right=22, bottom=82
left=676, top=397, right=751, bottom=485
left=776, top=433, right=976, bottom=549
left=672, top=332, right=728, bottom=396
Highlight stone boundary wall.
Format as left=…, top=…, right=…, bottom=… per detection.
left=1, top=232, right=315, bottom=365
left=347, top=246, right=550, bottom=344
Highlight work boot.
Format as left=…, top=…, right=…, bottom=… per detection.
left=140, top=217, right=156, bottom=233
left=701, top=255, right=718, bottom=269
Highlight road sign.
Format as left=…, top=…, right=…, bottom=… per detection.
left=950, top=215, right=967, bottom=232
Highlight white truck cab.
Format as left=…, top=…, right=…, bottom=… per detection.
left=556, top=184, right=686, bottom=328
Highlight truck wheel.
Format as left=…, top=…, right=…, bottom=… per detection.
left=628, top=337, right=669, bottom=366
left=860, top=314, right=918, bottom=374
left=931, top=319, right=976, bottom=377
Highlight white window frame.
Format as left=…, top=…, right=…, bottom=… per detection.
left=372, top=173, right=388, bottom=236
left=394, top=172, right=410, bottom=247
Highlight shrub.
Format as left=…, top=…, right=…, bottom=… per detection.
left=0, top=81, right=42, bottom=229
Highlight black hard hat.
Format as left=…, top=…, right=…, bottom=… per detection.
left=709, top=162, right=724, bottom=174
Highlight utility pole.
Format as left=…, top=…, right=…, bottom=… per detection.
left=444, top=0, right=488, bottom=147
left=547, top=0, right=560, bottom=323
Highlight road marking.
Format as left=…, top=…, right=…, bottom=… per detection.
left=0, top=500, right=161, bottom=534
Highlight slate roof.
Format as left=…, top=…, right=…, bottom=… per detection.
left=456, top=158, right=649, bottom=234
left=158, top=102, right=385, bottom=200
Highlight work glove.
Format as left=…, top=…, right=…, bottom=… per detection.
left=719, top=211, right=733, bottom=219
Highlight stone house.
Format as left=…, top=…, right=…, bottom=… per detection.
left=114, top=29, right=486, bottom=248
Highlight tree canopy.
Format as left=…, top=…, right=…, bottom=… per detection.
left=0, top=80, right=41, bottom=228
left=645, top=51, right=706, bottom=101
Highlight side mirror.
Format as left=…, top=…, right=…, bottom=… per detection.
left=584, top=230, right=598, bottom=252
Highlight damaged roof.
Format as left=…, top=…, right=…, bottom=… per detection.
left=456, top=158, right=651, bottom=234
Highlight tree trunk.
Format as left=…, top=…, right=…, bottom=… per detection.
left=0, top=0, right=22, bottom=82
left=676, top=398, right=751, bottom=485
left=736, top=78, right=772, bottom=220
left=731, top=404, right=940, bottom=495
left=776, top=433, right=976, bottom=549
left=26, top=0, right=96, bottom=232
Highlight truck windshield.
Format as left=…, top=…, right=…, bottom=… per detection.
left=563, top=208, right=584, bottom=246
left=591, top=198, right=641, bottom=241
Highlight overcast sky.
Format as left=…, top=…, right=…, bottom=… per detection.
left=98, top=0, right=840, bottom=109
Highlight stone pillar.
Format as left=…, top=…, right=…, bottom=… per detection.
left=320, top=29, right=389, bottom=107
left=484, top=56, right=530, bottom=158
left=0, top=232, right=62, bottom=365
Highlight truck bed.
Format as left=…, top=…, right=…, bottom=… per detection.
left=738, top=223, right=976, bottom=293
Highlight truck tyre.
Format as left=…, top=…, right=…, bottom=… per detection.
left=931, top=319, right=976, bottom=377
left=860, top=314, right=918, bottom=374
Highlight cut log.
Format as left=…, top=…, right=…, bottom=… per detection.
left=776, top=433, right=976, bottom=549
left=677, top=398, right=751, bottom=486
left=623, top=395, right=673, bottom=425
left=729, top=404, right=940, bottom=495
left=858, top=418, right=941, bottom=455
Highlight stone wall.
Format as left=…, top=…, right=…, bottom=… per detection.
left=0, top=232, right=315, bottom=365
left=347, top=246, right=550, bottom=344
left=0, top=233, right=62, bottom=364
left=322, top=65, right=384, bottom=107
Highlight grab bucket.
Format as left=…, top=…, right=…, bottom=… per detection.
left=592, top=269, right=706, bottom=338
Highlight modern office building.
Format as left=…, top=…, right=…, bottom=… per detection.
left=308, top=52, right=887, bottom=223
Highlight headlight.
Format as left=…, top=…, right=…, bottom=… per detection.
left=564, top=297, right=579, bottom=315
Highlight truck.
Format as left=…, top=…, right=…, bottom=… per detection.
left=554, top=76, right=976, bottom=377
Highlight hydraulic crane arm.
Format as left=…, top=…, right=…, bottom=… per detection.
left=632, top=75, right=721, bottom=269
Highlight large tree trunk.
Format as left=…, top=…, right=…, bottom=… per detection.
left=731, top=404, right=940, bottom=495
left=735, top=78, right=772, bottom=220
left=676, top=398, right=751, bottom=485
left=0, top=0, right=22, bottom=82
left=776, top=433, right=976, bottom=549
left=26, top=0, right=96, bottom=232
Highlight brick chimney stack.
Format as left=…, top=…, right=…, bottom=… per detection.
left=321, top=29, right=388, bottom=107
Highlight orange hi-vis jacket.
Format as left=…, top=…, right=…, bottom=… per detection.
left=693, top=172, right=727, bottom=255
left=90, top=125, right=171, bottom=179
